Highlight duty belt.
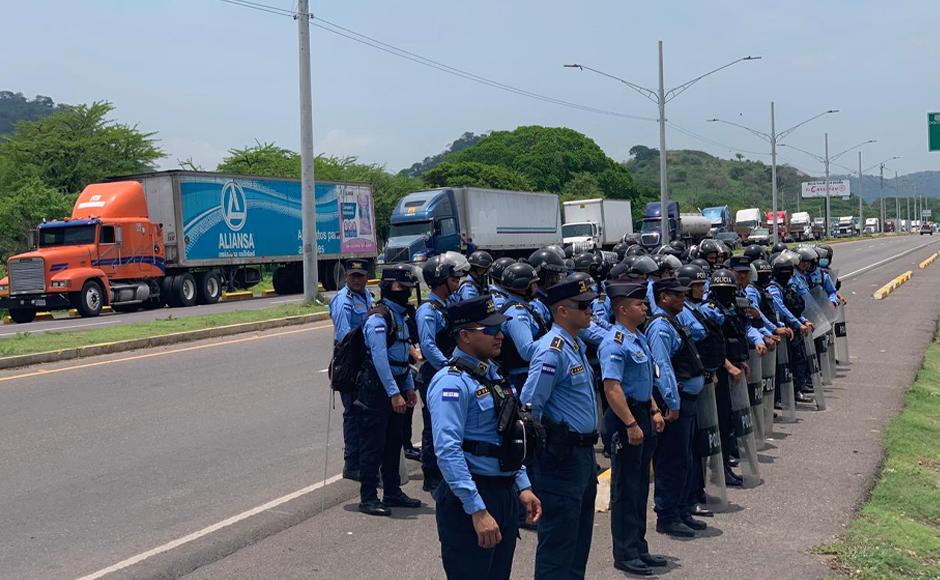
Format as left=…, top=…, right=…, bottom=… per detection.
left=547, top=431, right=599, bottom=448
left=470, top=473, right=516, bottom=487
left=462, top=440, right=501, bottom=458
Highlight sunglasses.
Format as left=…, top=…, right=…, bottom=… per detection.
left=466, top=325, right=503, bottom=336
left=564, top=301, right=592, bottom=311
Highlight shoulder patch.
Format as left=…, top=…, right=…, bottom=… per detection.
left=441, top=388, right=461, bottom=402
left=614, top=331, right=624, bottom=344
left=540, top=363, right=557, bottom=375
left=570, top=364, right=586, bottom=375
left=549, top=337, right=564, bottom=351
left=475, top=387, right=489, bottom=399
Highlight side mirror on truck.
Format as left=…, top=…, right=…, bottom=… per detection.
left=27, top=229, right=38, bottom=250
left=115, top=226, right=123, bottom=247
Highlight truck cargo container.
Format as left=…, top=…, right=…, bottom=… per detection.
left=562, top=198, right=633, bottom=252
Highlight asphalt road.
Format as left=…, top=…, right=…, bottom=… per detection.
left=0, top=234, right=937, bottom=579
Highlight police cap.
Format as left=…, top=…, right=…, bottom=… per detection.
left=728, top=255, right=753, bottom=272
left=606, top=282, right=647, bottom=300
left=545, top=278, right=598, bottom=305
left=653, top=278, right=690, bottom=295
left=345, top=259, right=369, bottom=275
left=447, top=295, right=508, bottom=329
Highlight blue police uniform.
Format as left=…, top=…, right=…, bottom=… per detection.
left=489, top=283, right=509, bottom=309
left=455, top=275, right=486, bottom=302
left=592, top=294, right=613, bottom=330
left=599, top=321, right=659, bottom=564
left=416, top=292, right=453, bottom=486
left=532, top=290, right=553, bottom=326
left=745, top=284, right=781, bottom=335
left=767, top=282, right=807, bottom=331
left=429, top=347, right=531, bottom=580
left=499, top=294, right=549, bottom=389
left=328, top=285, right=374, bottom=477
left=522, top=320, right=598, bottom=579
left=357, top=299, right=416, bottom=505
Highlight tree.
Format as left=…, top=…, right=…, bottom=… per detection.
left=0, top=91, right=66, bottom=134
left=0, top=101, right=164, bottom=193
left=423, top=161, right=533, bottom=191
left=399, top=131, right=486, bottom=177
left=560, top=171, right=603, bottom=201
left=0, top=178, right=76, bottom=259
left=629, top=144, right=658, bottom=162
left=217, top=141, right=301, bottom=178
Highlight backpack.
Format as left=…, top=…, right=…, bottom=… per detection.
left=329, top=303, right=394, bottom=393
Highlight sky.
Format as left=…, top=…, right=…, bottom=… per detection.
left=3, top=0, right=938, bottom=180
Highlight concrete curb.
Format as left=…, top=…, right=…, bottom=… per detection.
left=0, top=312, right=331, bottom=371
left=873, top=270, right=913, bottom=300
left=918, top=252, right=938, bottom=269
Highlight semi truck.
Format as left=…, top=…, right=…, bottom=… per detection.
left=562, top=198, right=633, bottom=252
left=702, top=205, right=733, bottom=235
left=638, top=202, right=711, bottom=249
left=836, top=216, right=857, bottom=237
left=381, top=187, right=562, bottom=265
left=765, top=210, right=789, bottom=239
left=0, top=171, right=378, bottom=323
left=790, top=211, right=813, bottom=241
left=735, top=208, right=762, bottom=240
left=864, top=217, right=881, bottom=234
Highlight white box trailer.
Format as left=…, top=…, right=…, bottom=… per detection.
left=562, top=198, right=633, bottom=251
left=454, top=187, right=562, bottom=251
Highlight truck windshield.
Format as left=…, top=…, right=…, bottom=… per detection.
left=702, top=208, right=722, bottom=219
left=737, top=220, right=759, bottom=229
left=388, top=221, right=432, bottom=238
left=38, top=225, right=97, bottom=247
left=562, top=223, right=594, bottom=238
left=640, top=220, right=662, bottom=233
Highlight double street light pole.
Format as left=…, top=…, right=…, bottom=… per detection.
left=566, top=44, right=761, bottom=243
left=708, top=106, right=838, bottom=243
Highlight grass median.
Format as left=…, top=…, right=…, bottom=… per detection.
left=819, top=331, right=940, bottom=579
left=0, top=302, right=325, bottom=359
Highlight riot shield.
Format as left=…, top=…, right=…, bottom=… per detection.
left=819, top=335, right=833, bottom=386
left=811, top=287, right=838, bottom=323
left=802, top=294, right=832, bottom=338
left=804, top=336, right=826, bottom=410
left=777, top=339, right=797, bottom=423
left=834, top=302, right=849, bottom=364
left=747, top=348, right=766, bottom=446
left=729, top=370, right=762, bottom=487
left=761, top=347, right=777, bottom=437
left=696, top=381, right=727, bottom=510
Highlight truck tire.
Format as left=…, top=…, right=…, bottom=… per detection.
left=322, top=261, right=344, bottom=292
left=272, top=267, right=288, bottom=295
left=9, top=308, right=37, bottom=324
left=77, top=280, right=104, bottom=318
left=111, top=304, right=141, bottom=313
left=196, top=271, right=222, bottom=305
left=173, top=273, right=198, bottom=307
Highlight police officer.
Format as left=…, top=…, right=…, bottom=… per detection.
left=357, top=264, right=423, bottom=516
left=521, top=278, right=599, bottom=580
left=488, top=257, right=516, bottom=308
left=457, top=251, right=494, bottom=302
left=416, top=254, right=465, bottom=491
left=773, top=252, right=815, bottom=402
left=647, top=278, right=708, bottom=538
left=529, top=248, right=568, bottom=324
left=327, top=259, right=374, bottom=481
left=497, top=263, right=550, bottom=392
left=429, top=296, right=542, bottom=580
left=599, top=282, right=667, bottom=576
left=745, top=259, right=793, bottom=344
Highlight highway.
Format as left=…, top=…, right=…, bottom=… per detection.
left=0, top=234, right=938, bottom=579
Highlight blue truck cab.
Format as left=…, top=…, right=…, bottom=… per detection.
left=702, top=205, right=733, bottom=235
left=381, top=189, right=460, bottom=264
left=640, top=201, right=680, bottom=249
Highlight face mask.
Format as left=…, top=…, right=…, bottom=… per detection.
left=713, top=288, right=735, bottom=305
left=384, top=288, right=412, bottom=306
left=819, top=258, right=830, bottom=268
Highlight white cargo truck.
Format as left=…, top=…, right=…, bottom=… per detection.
left=562, top=198, right=633, bottom=252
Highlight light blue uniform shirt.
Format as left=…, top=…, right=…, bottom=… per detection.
left=363, top=300, right=415, bottom=397
left=428, top=348, right=531, bottom=515
left=745, top=284, right=781, bottom=335
left=455, top=275, right=485, bottom=302
left=521, top=326, right=598, bottom=434
left=490, top=284, right=509, bottom=309
left=416, top=293, right=449, bottom=371
left=599, top=323, right=656, bottom=402
left=646, top=313, right=706, bottom=406
left=328, top=285, right=373, bottom=342
left=500, top=294, right=547, bottom=376
left=767, top=282, right=807, bottom=329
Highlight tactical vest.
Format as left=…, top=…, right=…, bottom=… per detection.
left=651, top=313, right=705, bottom=381
left=751, top=284, right=779, bottom=325
left=781, top=283, right=805, bottom=317
left=496, top=300, right=548, bottom=372
left=712, top=300, right=749, bottom=363
left=426, top=300, right=457, bottom=357
left=459, top=276, right=487, bottom=296
left=685, top=302, right=726, bottom=370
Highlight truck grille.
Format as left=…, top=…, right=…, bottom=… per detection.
left=640, top=233, right=660, bottom=247
left=384, top=246, right=410, bottom=264
left=10, top=258, right=45, bottom=294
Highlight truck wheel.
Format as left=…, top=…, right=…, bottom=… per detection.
left=196, top=271, right=222, bottom=304
left=111, top=304, right=141, bottom=313
left=272, top=267, right=287, bottom=295
left=77, top=280, right=104, bottom=318
left=9, top=308, right=37, bottom=324
left=322, top=261, right=344, bottom=292
left=173, top=273, right=198, bottom=307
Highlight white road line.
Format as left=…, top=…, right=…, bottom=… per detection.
left=0, top=319, right=117, bottom=337
left=842, top=237, right=940, bottom=279
left=75, top=473, right=345, bottom=580
left=271, top=298, right=304, bottom=304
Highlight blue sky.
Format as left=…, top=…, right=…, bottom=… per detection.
left=3, top=0, right=937, bottom=180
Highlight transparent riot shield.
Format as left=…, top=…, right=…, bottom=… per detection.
left=804, top=336, right=826, bottom=410
left=802, top=294, right=832, bottom=338
left=819, top=334, right=833, bottom=386
left=729, top=371, right=762, bottom=487
left=747, top=348, right=766, bottom=446
left=777, top=338, right=797, bottom=422
left=811, top=287, right=838, bottom=323
left=696, top=381, right=727, bottom=510
left=761, top=347, right=777, bottom=437
left=834, top=302, right=849, bottom=364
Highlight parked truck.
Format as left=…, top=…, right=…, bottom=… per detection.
left=562, top=198, right=632, bottom=253
left=790, top=211, right=813, bottom=241
left=0, top=171, right=378, bottom=323
left=638, top=202, right=711, bottom=249
left=735, top=208, right=762, bottom=240
left=702, top=205, right=733, bottom=235
left=836, top=216, right=857, bottom=237
left=381, top=187, right=562, bottom=265
left=764, top=210, right=788, bottom=239
left=864, top=217, right=881, bottom=234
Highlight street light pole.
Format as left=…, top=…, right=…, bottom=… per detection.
left=297, top=0, right=318, bottom=301
left=858, top=151, right=863, bottom=233
left=824, top=133, right=831, bottom=237
left=770, top=101, right=779, bottom=242
left=657, top=41, right=669, bottom=243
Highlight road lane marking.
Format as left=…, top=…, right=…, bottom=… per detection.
left=0, top=319, right=117, bottom=337
left=842, top=237, right=940, bottom=279
left=75, top=473, right=346, bottom=580
left=270, top=298, right=304, bottom=304
left=0, top=322, right=334, bottom=384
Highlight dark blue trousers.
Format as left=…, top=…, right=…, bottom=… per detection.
left=654, top=393, right=698, bottom=523
left=340, top=391, right=361, bottom=473
left=357, top=371, right=406, bottom=503
left=417, top=364, right=442, bottom=482
left=607, top=403, right=657, bottom=562
left=435, top=478, right=519, bottom=580
left=532, top=443, right=597, bottom=579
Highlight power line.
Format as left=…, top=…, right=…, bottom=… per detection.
left=665, top=121, right=769, bottom=157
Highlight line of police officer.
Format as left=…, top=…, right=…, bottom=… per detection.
left=328, top=235, right=844, bottom=578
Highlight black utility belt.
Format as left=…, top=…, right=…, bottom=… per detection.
left=627, top=398, right=652, bottom=409
left=679, top=391, right=700, bottom=402
left=547, top=431, right=599, bottom=448
left=470, top=473, right=516, bottom=487
left=463, top=439, right=501, bottom=458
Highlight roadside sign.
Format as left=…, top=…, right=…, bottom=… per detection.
left=923, top=209, right=932, bottom=218
left=930, top=112, right=940, bottom=152
left=801, top=179, right=851, bottom=199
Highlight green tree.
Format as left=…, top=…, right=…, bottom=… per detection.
left=629, top=144, right=658, bottom=162
left=423, top=161, right=533, bottom=191
left=0, top=91, right=66, bottom=134
left=560, top=171, right=603, bottom=201
left=399, top=131, right=486, bottom=177
left=0, top=178, right=76, bottom=259
left=217, top=141, right=301, bottom=178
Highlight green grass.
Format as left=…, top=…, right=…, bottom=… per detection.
left=0, top=302, right=325, bottom=358
left=818, top=332, right=940, bottom=579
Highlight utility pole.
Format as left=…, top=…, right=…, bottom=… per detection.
left=657, top=41, right=669, bottom=244
left=879, top=163, right=885, bottom=228
left=770, top=102, right=779, bottom=243
left=824, top=133, right=831, bottom=238
left=858, top=151, right=863, bottom=233
left=298, top=0, right=318, bottom=301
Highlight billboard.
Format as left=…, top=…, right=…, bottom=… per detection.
left=801, top=180, right=851, bottom=199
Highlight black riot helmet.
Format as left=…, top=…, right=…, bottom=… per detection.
left=621, top=233, right=640, bottom=246
left=589, top=252, right=607, bottom=280
left=690, top=258, right=712, bottom=273
left=743, top=244, right=765, bottom=261
left=771, top=241, right=788, bottom=254
left=468, top=250, right=494, bottom=270
left=379, top=263, right=419, bottom=289
left=676, top=264, right=707, bottom=288
left=529, top=247, right=567, bottom=287
left=708, top=267, right=737, bottom=305
left=772, top=251, right=798, bottom=283
left=489, top=257, right=516, bottom=284
left=668, top=239, right=688, bottom=259
left=563, top=258, right=576, bottom=273
left=797, top=246, right=819, bottom=267
left=698, top=238, right=721, bottom=262
left=501, top=263, right=539, bottom=292
left=573, top=252, right=595, bottom=273
left=422, top=254, right=464, bottom=287
left=625, top=244, right=648, bottom=257
left=817, top=244, right=834, bottom=268
left=658, top=244, right=683, bottom=259
left=752, top=259, right=773, bottom=286
left=613, top=241, right=629, bottom=261
left=630, top=255, right=659, bottom=277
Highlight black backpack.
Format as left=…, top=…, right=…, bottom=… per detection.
left=329, top=304, right=395, bottom=393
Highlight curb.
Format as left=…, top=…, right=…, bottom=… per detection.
left=220, top=291, right=254, bottom=302
left=873, top=270, right=913, bottom=300
left=919, top=252, right=938, bottom=269
left=0, top=312, right=331, bottom=371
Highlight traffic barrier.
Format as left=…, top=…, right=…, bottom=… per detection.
left=220, top=291, right=254, bottom=302
left=595, top=468, right=612, bottom=512
left=918, top=252, right=938, bottom=269
left=872, top=270, right=913, bottom=300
